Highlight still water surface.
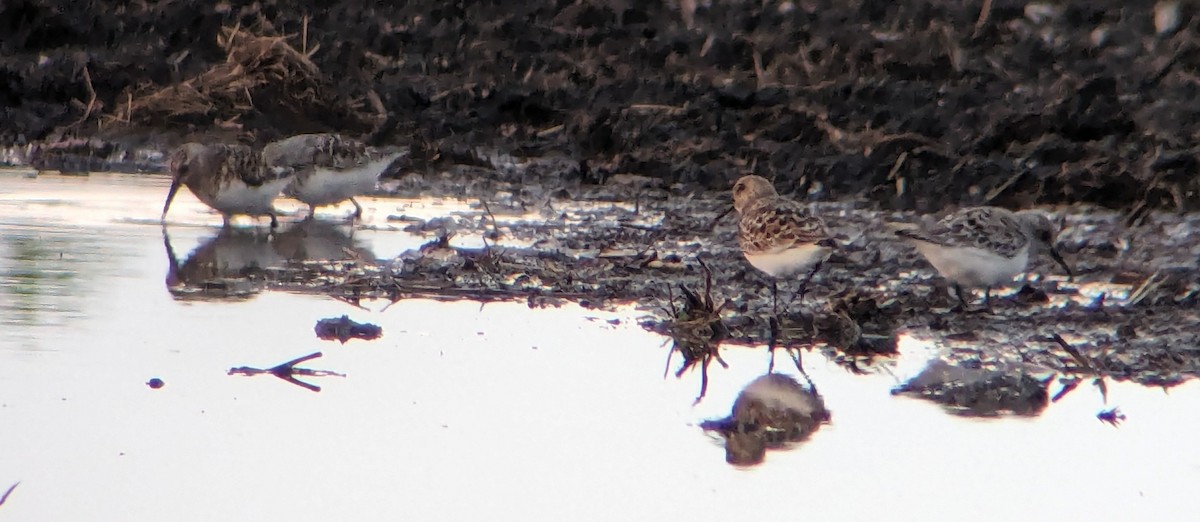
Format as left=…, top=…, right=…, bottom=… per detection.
left=0, top=170, right=1197, bottom=521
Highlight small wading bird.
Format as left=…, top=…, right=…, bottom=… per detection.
left=262, top=133, right=403, bottom=220
left=730, top=175, right=837, bottom=315
left=162, top=143, right=293, bottom=228
left=895, top=206, right=1074, bottom=311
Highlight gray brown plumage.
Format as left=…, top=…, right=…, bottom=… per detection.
left=895, top=206, right=1073, bottom=310
left=162, top=143, right=293, bottom=227
left=730, top=175, right=836, bottom=312
left=262, top=133, right=402, bottom=219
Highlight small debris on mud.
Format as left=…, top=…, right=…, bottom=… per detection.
left=315, top=315, right=383, bottom=344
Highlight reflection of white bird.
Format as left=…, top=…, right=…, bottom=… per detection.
left=271, top=220, right=376, bottom=262
left=162, top=143, right=293, bottom=228
left=262, top=133, right=403, bottom=219
left=162, top=227, right=283, bottom=300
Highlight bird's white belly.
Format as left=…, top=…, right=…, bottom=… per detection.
left=288, top=158, right=391, bottom=207
left=915, top=243, right=1029, bottom=287
left=210, top=178, right=291, bottom=215
left=744, top=243, right=830, bottom=278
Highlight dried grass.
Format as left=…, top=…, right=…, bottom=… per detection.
left=106, top=25, right=325, bottom=125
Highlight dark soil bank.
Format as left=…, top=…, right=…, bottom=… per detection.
left=2, top=0, right=1199, bottom=212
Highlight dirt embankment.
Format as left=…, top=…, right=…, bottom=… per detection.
left=2, top=0, right=1198, bottom=213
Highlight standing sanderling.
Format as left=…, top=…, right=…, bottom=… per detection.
left=895, top=206, right=1074, bottom=311
left=731, top=175, right=837, bottom=314
left=162, top=143, right=294, bottom=228
left=262, top=133, right=403, bottom=220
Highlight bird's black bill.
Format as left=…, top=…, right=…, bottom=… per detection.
left=161, top=176, right=182, bottom=221
left=1049, top=246, right=1074, bottom=282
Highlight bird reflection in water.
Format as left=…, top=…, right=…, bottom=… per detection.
left=891, top=360, right=1050, bottom=417
left=163, top=220, right=376, bottom=300
left=701, top=373, right=831, bottom=466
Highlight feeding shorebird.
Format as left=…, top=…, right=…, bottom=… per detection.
left=895, top=206, right=1074, bottom=311
left=262, top=133, right=402, bottom=219
left=162, top=143, right=293, bottom=228
left=731, top=175, right=837, bottom=314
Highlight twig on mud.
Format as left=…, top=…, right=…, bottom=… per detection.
left=1053, top=334, right=1095, bottom=373
left=536, top=124, right=564, bottom=137
left=301, top=14, right=309, bottom=56
left=887, top=151, right=908, bottom=197
left=1126, top=270, right=1164, bottom=306
left=0, top=481, right=18, bottom=507
left=984, top=168, right=1028, bottom=203
left=1052, top=334, right=1112, bottom=405
left=480, top=199, right=502, bottom=240
left=752, top=49, right=769, bottom=90
left=72, top=65, right=97, bottom=127
left=625, top=104, right=685, bottom=115
left=973, top=0, right=993, bottom=37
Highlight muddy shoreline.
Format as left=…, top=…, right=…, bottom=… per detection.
left=4, top=0, right=1200, bottom=213
left=155, top=173, right=1200, bottom=391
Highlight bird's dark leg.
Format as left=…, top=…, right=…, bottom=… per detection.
left=772, top=280, right=780, bottom=317
left=269, top=212, right=279, bottom=229
left=350, top=197, right=364, bottom=219
left=796, top=260, right=824, bottom=302
left=983, top=287, right=993, bottom=312
left=304, top=205, right=317, bottom=221
left=953, top=283, right=970, bottom=312
left=222, top=215, right=232, bottom=229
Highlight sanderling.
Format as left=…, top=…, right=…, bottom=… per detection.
left=895, top=206, right=1074, bottom=311
left=731, top=175, right=837, bottom=314
left=262, top=133, right=402, bottom=219
left=162, top=143, right=293, bottom=228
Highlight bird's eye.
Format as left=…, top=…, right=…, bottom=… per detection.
left=1039, top=231, right=1051, bottom=242
left=734, top=183, right=745, bottom=193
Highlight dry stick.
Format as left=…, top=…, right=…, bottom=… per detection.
left=1053, top=333, right=1109, bottom=403
left=888, top=151, right=908, bottom=197
left=72, top=65, right=97, bottom=127
left=479, top=199, right=502, bottom=239
left=1126, top=270, right=1164, bottom=306
left=0, top=482, right=16, bottom=507
left=973, top=0, right=993, bottom=37
left=302, top=14, right=309, bottom=56
left=984, top=168, right=1027, bottom=203
left=752, top=49, right=768, bottom=90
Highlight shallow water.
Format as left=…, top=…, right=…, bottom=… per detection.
left=1, top=170, right=1197, bottom=521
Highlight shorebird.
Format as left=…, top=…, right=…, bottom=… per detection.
left=895, top=206, right=1074, bottom=311
left=731, top=175, right=837, bottom=314
left=262, top=133, right=402, bottom=219
left=162, top=143, right=293, bottom=228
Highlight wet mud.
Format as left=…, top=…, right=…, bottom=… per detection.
left=4, top=0, right=1200, bottom=212
left=160, top=176, right=1200, bottom=395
